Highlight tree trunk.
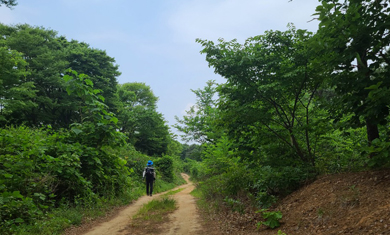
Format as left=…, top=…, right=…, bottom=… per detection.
left=289, top=132, right=308, bottom=164
left=366, top=119, right=379, bottom=144
left=366, top=119, right=379, bottom=158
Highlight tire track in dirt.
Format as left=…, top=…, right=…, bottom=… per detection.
left=81, top=173, right=200, bottom=235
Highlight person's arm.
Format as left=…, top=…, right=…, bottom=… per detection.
left=142, top=168, right=146, bottom=178
left=153, top=171, right=156, bottom=180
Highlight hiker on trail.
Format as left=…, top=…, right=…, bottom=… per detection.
left=143, top=160, right=156, bottom=196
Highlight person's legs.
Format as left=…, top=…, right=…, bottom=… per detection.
left=149, top=180, right=154, bottom=196
left=146, top=180, right=150, bottom=196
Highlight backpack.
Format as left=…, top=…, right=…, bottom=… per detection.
left=145, top=167, right=154, bottom=180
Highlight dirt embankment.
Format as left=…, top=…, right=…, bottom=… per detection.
left=199, top=169, right=390, bottom=235
left=266, top=170, right=390, bottom=235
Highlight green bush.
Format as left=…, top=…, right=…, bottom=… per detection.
left=314, top=127, right=366, bottom=173
left=123, top=146, right=150, bottom=180
left=0, top=126, right=134, bottom=233
left=182, top=158, right=202, bottom=180
left=196, top=163, right=254, bottom=209
left=196, top=174, right=225, bottom=201
left=0, top=191, right=43, bottom=233
left=222, top=165, right=253, bottom=197
left=364, top=138, right=390, bottom=168
left=154, top=155, right=174, bottom=182
left=201, top=136, right=240, bottom=177
left=253, top=166, right=315, bottom=208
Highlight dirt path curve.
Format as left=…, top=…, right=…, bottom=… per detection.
left=82, top=173, right=200, bottom=235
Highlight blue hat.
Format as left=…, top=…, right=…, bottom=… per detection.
left=147, top=160, right=153, bottom=166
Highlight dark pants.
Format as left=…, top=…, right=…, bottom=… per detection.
left=146, top=179, right=154, bottom=195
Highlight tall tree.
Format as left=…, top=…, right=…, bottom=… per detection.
left=0, top=24, right=121, bottom=128
left=116, top=82, right=169, bottom=156
left=116, top=82, right=158, bottom=137
left=0, top=24, right=68, bottom=127
left=166, top=134, right=183, bottom=157
left=0, top=47, right=35, bottom=125
left=116, top=82, right=158, bottom=110
left=197, top=26, right=324, bottom=166
left=62, top=38, right=120, bottom=112
left=314, top=0, right=390, bottom=145
left=180, top=144, right=202, bottom=161
left=133, top=109, right=170, bottom=156
left=174, top=80, right=220, bottom=144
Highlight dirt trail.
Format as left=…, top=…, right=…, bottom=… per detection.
left=163, top=174, right=201, bottom=235
left=81, top=173, right=200, bottom=235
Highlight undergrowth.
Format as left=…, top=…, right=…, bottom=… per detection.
left=9, top=186, right=144, bottom=235
left=132, top=197, right=177, bottom=224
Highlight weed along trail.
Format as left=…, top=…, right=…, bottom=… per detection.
left=80, top=194, right=156, bottom=235
left=80, top=173, right=201, bottom=235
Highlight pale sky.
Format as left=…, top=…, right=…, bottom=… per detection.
left=0, top=0, right=320, bottom=141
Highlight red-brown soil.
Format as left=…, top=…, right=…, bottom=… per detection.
left=199, top=169, right=390, bottom=235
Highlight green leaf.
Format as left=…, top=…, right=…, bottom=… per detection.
left=93, top=89, right=102, bottom=95
left=365, top=82, right=382, bottom=90
left=3, top=173, right=13, bottom=178
left=66, top=87, right=72, bottom=95
left=85, top=79, right=94, bottom=86
left=111, top=117, right=118, bottom=124
left=12, top=191, right=23, bottom=198
left=93, top=157, right=102, bottom=165
left=63, top=75, right=72, bottom=82
left=71, top=128, right=83, bottom=135
left=268, top=219, right=280, bottom=228
left=98, top=95, right=105, bottom=102
left=34, top=193, right=46, bottom=201
left=15, top=218, right=24, bottom=223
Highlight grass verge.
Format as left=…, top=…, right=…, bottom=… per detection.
left=163, top=187, right=184, bottom=197
left=132, top=197, right=177, bottom=223
left=130, top=197, right=178, bottom=234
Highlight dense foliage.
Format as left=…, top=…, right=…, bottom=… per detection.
left=0, top=24, right=183, bottom=234
left=176, top=0, right=390, bottom=216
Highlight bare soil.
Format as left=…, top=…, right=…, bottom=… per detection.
left=198, top=169, right=390, bottom=235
